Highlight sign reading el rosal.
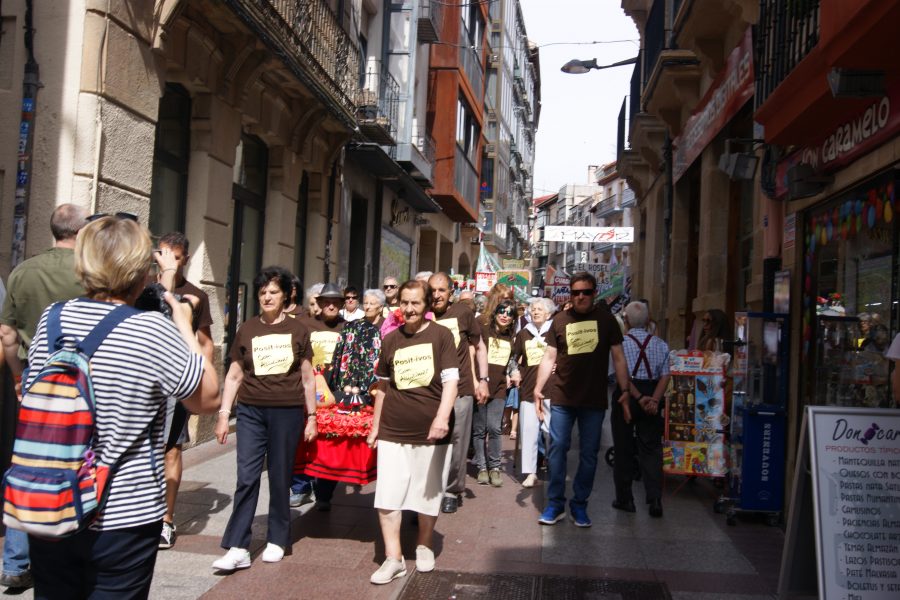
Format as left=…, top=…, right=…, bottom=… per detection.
left=672, top=27, right=754, bottom=183
left=543, top=226, right=634, bottom=243
left=775, top=80, right=900, bottom=198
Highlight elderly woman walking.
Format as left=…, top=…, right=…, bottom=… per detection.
left=367, top=280, right=458, bottom=584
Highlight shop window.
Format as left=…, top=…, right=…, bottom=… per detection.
left=802, top=173, right=897, bottom=409
left=149, top=84, right=190, bottom=237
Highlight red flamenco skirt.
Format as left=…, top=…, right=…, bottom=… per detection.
left=294, top=436, right=377, bottom=485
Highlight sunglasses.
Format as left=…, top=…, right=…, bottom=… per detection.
left=570, top=288, right=595, bottom=297
left=345, top=295, right=359, bottom=300
left=86, top=211, right=138, bottom=223
left=495, top=307, right=515, bottom=317
left=383, top=284, right=398, bottom=290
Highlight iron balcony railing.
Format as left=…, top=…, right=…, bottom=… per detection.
left=594, top=194, right=621, bottom=218
left=644, top=0, right=666, bottom=87
left=247, top=0, right=359, bottom=117
left=756, top=0, right=820, bottom=107
left=418, top=0, right=443, bottom=43
left=454, top=145, right=479, bottom=212
left=621, top=187, right=636, bottom=207
left=459, top=21, right=484, bottom=101
left=356, top=60, right=401, bottom=144
left=617, top=53, right=642, bottom=162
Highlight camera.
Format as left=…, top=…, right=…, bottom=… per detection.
left=135, top=282, right=189, bottom=319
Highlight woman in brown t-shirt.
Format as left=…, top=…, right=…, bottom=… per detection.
left=472, top=299, right=519, bottom=488
left=367, top=280, right=458, bottom=585
left=212, top=267, right=317, bottom=572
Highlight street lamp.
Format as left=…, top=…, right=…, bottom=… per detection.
left=560, top=56, right=638, bottom=74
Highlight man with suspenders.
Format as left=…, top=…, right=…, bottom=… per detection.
left=611, top=301, right=671, bottom=518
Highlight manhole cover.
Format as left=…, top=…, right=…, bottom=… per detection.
left=397, top=570, right=671, bottom=600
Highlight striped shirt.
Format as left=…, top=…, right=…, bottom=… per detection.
left=622, top=328, right=670, bottom=380
left=26, top=298, right=204, bottom=530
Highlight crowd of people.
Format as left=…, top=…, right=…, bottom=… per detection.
left=0, top=208, right=675, bottom=596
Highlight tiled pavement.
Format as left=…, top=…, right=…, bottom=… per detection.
left=2, top=419, right=783, bottom=599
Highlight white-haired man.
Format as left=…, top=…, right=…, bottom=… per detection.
left=611, top=301, right=670, bottom=518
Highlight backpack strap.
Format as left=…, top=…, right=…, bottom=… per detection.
left=46, top=301, right=66, bottom=351
left=626, top=332, right=654, bottom=379
left=77, top=304, right=140, bottom=358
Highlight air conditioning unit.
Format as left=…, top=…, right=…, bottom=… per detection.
left=489, top=53, right=500, bottom=66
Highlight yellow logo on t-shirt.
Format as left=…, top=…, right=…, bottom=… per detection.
left=392, top=343, right=435, bottom=390
left=436, top=317, right=461, bottom=347
left=252, top=333, right=294, bottom=376
left=487, top=338, right=511, bottom=366
left=525, top=338, right=547, bottom=367
left=566, top=321, right=598, bottom=355
left=310, top=331, right=340, bottom=370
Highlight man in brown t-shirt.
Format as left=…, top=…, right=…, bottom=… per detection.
left=533, top=272, right=631, bottom=528
left=428, top=272, right=489, bottom=513
left=156, top=232, right=217, bottom=550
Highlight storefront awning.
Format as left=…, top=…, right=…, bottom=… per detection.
left=346, top=143, right=441, bottom=213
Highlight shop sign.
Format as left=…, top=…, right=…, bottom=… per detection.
left=672, top=27, right=754, bottom=183
left=502, top=259, right=525, bottom=270
left=496, top=270, right=530, bottom=287
left=552, top=275, right=570, bottom=305
left=475, top=271, right=496, bottom=292
left=775, top=80, right=900, bottom=198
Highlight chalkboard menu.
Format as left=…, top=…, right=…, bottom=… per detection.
left=808, top=406, right=900, bottom=599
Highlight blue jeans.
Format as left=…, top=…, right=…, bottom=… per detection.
left=547, top=405, right=606, bottom=511
left=291, top=474, right=337, bottom=503
left=2, top=527, right=29, bottom=576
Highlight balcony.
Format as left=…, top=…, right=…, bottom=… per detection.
left=356, top=61, right=400, bottom=145
left=592, top=194, right=621, bottom=219
left=394, top=133, right=436, bottom=188
left=241, top=0, right=360, bottom=120
left=673, top=0, right=759, bottom=74
left=755, top=0, right=900, bottom=146
left=454, top=145, right=479, bottom=216
left=459, top=23, right=484, bottom=102
left=417, top=0, right=443, bottom=44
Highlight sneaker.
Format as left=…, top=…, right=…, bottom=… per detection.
left=159, top=521, right=176, bottom=549
left=569, top=504, right=592, bottom=528
left=289, top=491, right=313, bottom=507
left=476, top=469, right=489, bottom=485
left=315, top=500, right=331, bottom=512
left=0, top=571, right=33, bottom=590
left=440, top=496, right=458, bottom=513
left=538, top=505, right=566, bottom=525
left=370, top=557, right=407, bottom=584
left=212, top=547, right=251, bottom=571
left=489, top=469, right=503, bottom=487
left=261, top=543, right=285, bottom=563
left=522, top=473, right=539, bottom=488
left=415, top=545, right=435, bottom=572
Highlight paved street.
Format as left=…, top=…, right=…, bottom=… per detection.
left=2, top=419, right=783, bottom=599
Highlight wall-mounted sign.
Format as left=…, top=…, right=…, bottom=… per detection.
left=544, top=226, right=634, bottom=243
left=672, top=27, right=754, bottom=183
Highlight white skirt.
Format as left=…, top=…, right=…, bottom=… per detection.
left=374, top=441, right=451, bottom=516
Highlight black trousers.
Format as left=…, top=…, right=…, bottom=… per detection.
left=611, top=380, right=664, bottom=503
left=30, top=521, right=162, bottom=600
left=221, top=403, right=304, bottom=549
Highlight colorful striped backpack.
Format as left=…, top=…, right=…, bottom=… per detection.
left=2, top=301, right=136, bottom=537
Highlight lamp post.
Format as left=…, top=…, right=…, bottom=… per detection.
left=560, top=56, right=638, bottom=74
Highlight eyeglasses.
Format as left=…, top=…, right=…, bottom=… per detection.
left=570, top=288, right=595, bottom=297
left=86, top=212, right=138, bottom=223
left=344, top=295, right=359, bottom=300
left=383, top=284, right=398, bottom=290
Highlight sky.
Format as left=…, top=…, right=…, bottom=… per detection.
left=519, top=0, right=639, bottom=196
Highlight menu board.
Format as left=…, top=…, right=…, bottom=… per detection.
left=808, top=406, right=900, bottom=599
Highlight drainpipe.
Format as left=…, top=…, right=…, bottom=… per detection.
left=10, top=0, right=40, bottom=267
left=661, top=132, right=673, bottom=328
left=323, top=160, right=338, bottom=283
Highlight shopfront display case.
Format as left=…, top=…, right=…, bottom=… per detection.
left=721, top=312, right=788, bottom=526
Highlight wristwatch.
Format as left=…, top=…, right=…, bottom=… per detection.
left=479, top=376, right=490, bottom=383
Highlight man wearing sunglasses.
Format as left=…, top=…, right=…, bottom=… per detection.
left=532, top=272, right=631, bottom=528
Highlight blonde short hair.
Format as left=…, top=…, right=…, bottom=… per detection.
left=75, top=217, right=153, bottom=298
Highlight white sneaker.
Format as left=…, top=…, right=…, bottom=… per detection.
left=522, top=473, right=539, bottom=488
left=212, top=547, right=251, bottom=571
left=370, top=556, right=407, bottom=584
left=415, top=545, right=435, bottom=572
left=261, top=543, right=285, bottom=563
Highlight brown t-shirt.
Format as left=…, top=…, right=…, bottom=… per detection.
left=304, top=315, right=345, bottom=376
left=229, top=316, right=313, bottom=407
left=376, top=322, right=458, bottom=445
left=481, top=328, right=514, bottom=400
left=432, top=302, right=481, bottom=397
left=513, top=326, right=554, bottom=402
left=545, top=306, right=623, bottom=408
left=173, top=279, right=213, bottom=333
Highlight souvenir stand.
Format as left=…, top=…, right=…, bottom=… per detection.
left=663, top=350, right=731, bottom=485
left=718, top=312, right=788, bottom=526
